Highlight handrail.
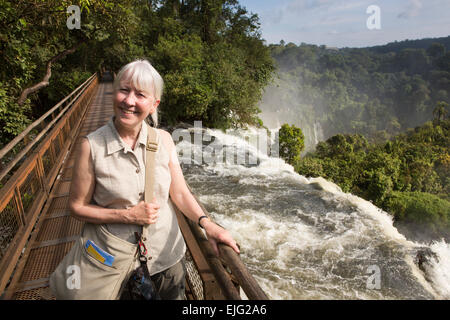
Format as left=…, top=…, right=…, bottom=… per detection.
left=0, top=74, right=97, bottom=182
left=0, top=73, right=98, bottom=296
left=185, top=185, right=269, bottom=300
left=184, top=211, right=242, bottom=299
left=218, top=244, right=269, bottom=300
left=0, top=74, right=96, bottom=158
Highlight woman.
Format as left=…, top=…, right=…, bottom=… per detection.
left=69, top=59, right=240, bottom=300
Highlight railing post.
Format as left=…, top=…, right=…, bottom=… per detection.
left=35, top=155, right=49, bottom=196
left=13, top=187, right=26, bottom=226
left=48, top=143, right=56, bottom=174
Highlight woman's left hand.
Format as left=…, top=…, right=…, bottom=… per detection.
left=201, top=219, right=240, bottom=256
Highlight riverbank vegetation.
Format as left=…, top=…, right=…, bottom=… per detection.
left=290, top=117, right=450, bottom=241
left=272, top=36, right=450, bottom=241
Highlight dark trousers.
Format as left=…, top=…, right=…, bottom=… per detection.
left=150, top=258, right=186, bottom=300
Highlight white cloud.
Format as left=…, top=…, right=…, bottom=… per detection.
left=398, top=0, right=423, bottom=19
left=243, top=0, right=449, bottom=47
left=262, top=0, right=336, bottom=25
left=263, top=0, right=368, bottom=26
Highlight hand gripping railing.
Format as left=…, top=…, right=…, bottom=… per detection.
left=176, top=185, right=269, bottom=300
left=0, top=73, right=98, bottom=296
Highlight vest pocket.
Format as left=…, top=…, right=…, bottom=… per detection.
left=82, top=239, right=118, bottom=271
left=76, top=238, right=126, bottom=299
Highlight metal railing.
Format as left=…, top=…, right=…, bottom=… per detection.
left=177, top=187, right=269, bottom=300
left=0, top=74, right=98, bottom=295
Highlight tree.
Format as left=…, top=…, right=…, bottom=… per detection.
left=278, top=124, right=305, bottom=165
left=437, top=52, right=450, bottom=72
left=0, top=0, right=139, bottom=145
left=433, top=101, right=449, bottom=123
left=427, top=42, right=445, bottom=59
left=150, top=33, right=212, bottom=125
left=12, top=0, right=138, bottom=105
left=146, top=0, right=274, bottom=129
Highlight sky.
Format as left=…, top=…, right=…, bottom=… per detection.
left=238, top=0, right=450, bottom=48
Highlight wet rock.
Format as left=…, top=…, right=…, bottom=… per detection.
left=163, top=122, right=195, bottom=133
left=415, top=248, right=439, bottom=273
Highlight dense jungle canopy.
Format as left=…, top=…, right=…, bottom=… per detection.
left=0, top=0, right=275, bottom=147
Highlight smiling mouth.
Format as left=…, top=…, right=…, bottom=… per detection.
left=119, top=107, right=139, bottom=115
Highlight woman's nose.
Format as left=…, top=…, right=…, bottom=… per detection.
left=123, top=91, right=137, bottom=106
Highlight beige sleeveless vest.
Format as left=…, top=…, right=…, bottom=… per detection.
left=86, top=117, right=186, bottom=275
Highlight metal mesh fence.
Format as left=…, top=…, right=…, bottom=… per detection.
left=19, top=167, right=41, bottom=216
left=185, top=249, right=204, bottom=300
left=0, top=196, right=21, bottom=261
left=63, top=122, right=70, bottom=144
left=41, top=147, right=53, bottom=180
left=13, top=287, right=55, bottom=300
left=52, top=134, right=61, bottom=158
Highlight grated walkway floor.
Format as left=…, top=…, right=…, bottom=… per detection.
left=6, top=81, right=114, bottom=299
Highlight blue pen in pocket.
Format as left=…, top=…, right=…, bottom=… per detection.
left=85, top=239, right=115, bottom=267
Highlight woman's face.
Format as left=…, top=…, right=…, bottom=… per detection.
left=113, top=78, right=159, bottom=130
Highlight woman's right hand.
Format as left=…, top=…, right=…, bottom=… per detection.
left=129, top=197, right=160, bottom=225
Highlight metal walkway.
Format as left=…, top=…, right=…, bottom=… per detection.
left=3, top=80, right=113, bottom=299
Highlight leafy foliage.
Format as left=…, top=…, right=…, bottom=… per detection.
left=0, top=0, right=274, bottom=147
left=384, top=191, right=450, bottom=239
left=0, top=0, right=139, bottom=146
left=143, top=1, right=274, bottom=129
left=295, top=119, right=450, bottom=239
left=278, top=124, right=305, bottom=165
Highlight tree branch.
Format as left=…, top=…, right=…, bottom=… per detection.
left=17, top=39, right=86, bottom=106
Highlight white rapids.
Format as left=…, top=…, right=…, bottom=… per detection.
left=173, top=126, right=450, bottom=300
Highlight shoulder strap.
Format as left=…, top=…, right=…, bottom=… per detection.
left=142, top=124, right=158, bottom=240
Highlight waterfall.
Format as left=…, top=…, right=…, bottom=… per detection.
left=174, top=126, right=450, bottom=299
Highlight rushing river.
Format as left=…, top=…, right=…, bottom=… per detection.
left=174, top=126, right=450, bottom=300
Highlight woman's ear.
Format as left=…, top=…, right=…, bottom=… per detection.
left=150, top=99, right=160, bottom=114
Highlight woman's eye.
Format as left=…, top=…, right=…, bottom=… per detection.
left=120, top=88, right=129, bottom=92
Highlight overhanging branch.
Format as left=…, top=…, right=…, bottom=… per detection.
left=17, top=39, right=86, bottom=106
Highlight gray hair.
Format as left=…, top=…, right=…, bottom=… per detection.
left=113, top=59, right=163, bottom=127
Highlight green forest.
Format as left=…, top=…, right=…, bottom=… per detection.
left=260, top=37, right=450, bottom=151
left=0, top=0, right=274, bottom=148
